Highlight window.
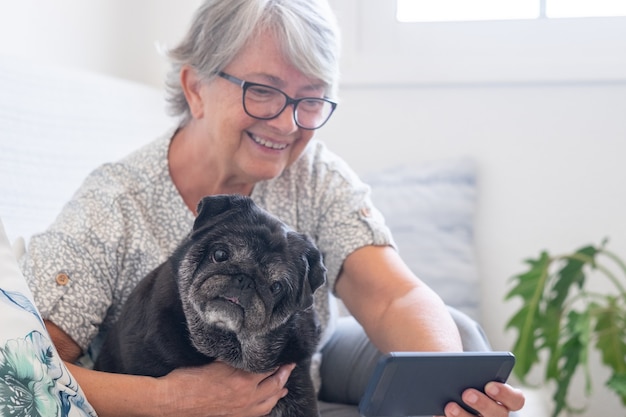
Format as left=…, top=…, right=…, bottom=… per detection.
left=397, top=0, right=626, bottom=22
left=330, top=1, right=626, bottom=86
left=397, top=0, right=539, bottom=22
left=548, top=0, right=626, bottom=18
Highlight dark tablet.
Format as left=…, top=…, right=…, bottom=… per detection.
left=358, top=351, right=515, bottom=417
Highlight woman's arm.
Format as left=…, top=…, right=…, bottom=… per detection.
left=335, top=245, right=525, bottom=417
left=335, top=245, right=462, bottom=353
left=45, top=320, right=293, bottom=417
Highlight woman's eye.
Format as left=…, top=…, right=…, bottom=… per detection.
left=270, top=281, right=283, bottom=295
left=211, top=249, right=229, bottom=263
left=247, top=85, right=279, bottom=101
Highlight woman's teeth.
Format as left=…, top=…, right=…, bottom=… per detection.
left=250, top=133, right=288, bottom=150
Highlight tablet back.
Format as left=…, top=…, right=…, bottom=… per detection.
left=358, top=352, right=515, bottom=417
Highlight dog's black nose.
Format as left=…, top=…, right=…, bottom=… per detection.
left=236, top=275, right=255, bottom=291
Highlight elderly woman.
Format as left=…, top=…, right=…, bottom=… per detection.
left=21, top=0, right=525, bottom=416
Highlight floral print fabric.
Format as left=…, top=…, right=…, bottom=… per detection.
left=0, top=221, right=96, bottom=417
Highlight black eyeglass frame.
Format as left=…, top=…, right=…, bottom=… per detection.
left=217, top=71, right=337, bottom=130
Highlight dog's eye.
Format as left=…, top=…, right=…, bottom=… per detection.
left=270, top=282, right=283, bottom=295
left=211, top=249, right=229, bottom=263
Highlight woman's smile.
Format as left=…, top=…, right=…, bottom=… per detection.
left=247, top=131, right=289, bottom=150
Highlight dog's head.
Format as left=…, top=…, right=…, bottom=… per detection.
left=175, top=195, right=326, bottom=348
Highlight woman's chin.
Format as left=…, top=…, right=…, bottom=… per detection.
left=252, top=166, right=286, bottom=182
left=236, top=161, right=286, bottom=184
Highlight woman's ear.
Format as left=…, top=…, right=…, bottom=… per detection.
left=180, top=65, right=205, bottom=119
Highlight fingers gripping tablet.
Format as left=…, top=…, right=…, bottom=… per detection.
left=358, top=352, right=515, bottom=417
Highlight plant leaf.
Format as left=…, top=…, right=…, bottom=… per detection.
left=595, top=297, right=626, bottom=376
left=550, top=310, right=591, bottom=417
left=551, top=245, right=598, bottom=308
left=506, top=305, right=541, bottom=379
left=543, top=296, right=565, bottom=380
left=505, top=251, right=551, bottom=380
left=542, top=246, right=597, bottom=383
left=594, top=298, right=626, bottom=413
left=606, top=372, right=626, bottom=406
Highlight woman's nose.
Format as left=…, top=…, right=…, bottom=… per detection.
left=265, top=104, right=299, bottom=134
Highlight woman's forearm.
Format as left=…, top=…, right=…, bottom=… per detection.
left=373, top=285, right=463, bottom=353
left=337, top=245, right=463, bottom=353
left=66, top=363, right=163, bottom=417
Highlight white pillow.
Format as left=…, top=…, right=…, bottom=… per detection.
left=364, top=158, right=480, bottom=320
left=0, top=57, right=174, bottom=245
left=0, top=218, right=96, bottom=416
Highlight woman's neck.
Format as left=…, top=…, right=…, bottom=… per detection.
left=168, top=127, right=254, bottom=215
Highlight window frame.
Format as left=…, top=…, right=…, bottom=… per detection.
left=330, top=0, right=626, bottom=86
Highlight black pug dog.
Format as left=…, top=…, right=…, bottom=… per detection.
left=94, top=194, right=326, bottom=417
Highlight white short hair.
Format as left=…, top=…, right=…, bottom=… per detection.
left=165, top=0, right=341, bottom=126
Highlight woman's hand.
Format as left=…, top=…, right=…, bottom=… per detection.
left=437, top=382, right=525, bottom=417
left=157, top=361, right=295, bottom=417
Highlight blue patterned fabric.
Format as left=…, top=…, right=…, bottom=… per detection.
left=0, top=219, right=96, bottom=417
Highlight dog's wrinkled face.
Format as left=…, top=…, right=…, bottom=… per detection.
left=175, top=195, right=326, bottom=350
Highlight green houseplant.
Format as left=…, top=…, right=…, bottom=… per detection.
left=505, top=239, right=626, bottom=417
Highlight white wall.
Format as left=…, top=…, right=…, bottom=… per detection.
left=1, top=1, right=625, bottom=415
left=0, top=0, right=201, bottom=87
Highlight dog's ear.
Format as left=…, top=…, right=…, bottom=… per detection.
left=193, top=194, right=251, bottom=231
left=298, top=243, right=327, bottom=309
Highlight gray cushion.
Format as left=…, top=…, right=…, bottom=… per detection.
left=364, top=159, right=480, bottom=320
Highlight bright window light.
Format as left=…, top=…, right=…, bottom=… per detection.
left=547, top=0, right=626, bottom=18
left=396, top=0, right=539, bottom=22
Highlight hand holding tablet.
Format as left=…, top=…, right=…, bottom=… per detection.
left=358, top=352, right=515, bottom=417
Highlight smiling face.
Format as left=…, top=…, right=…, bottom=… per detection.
left=177, top=29, right=327, bottom=193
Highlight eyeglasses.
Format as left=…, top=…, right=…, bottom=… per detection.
left=218, top=71, right=337, bottom=130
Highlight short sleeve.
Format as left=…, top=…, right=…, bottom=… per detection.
left=312, top=160, right=394, bottom=291
left=20, top=183, right=128, bottom=351
left=19, top=135, right=193, bottom=353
